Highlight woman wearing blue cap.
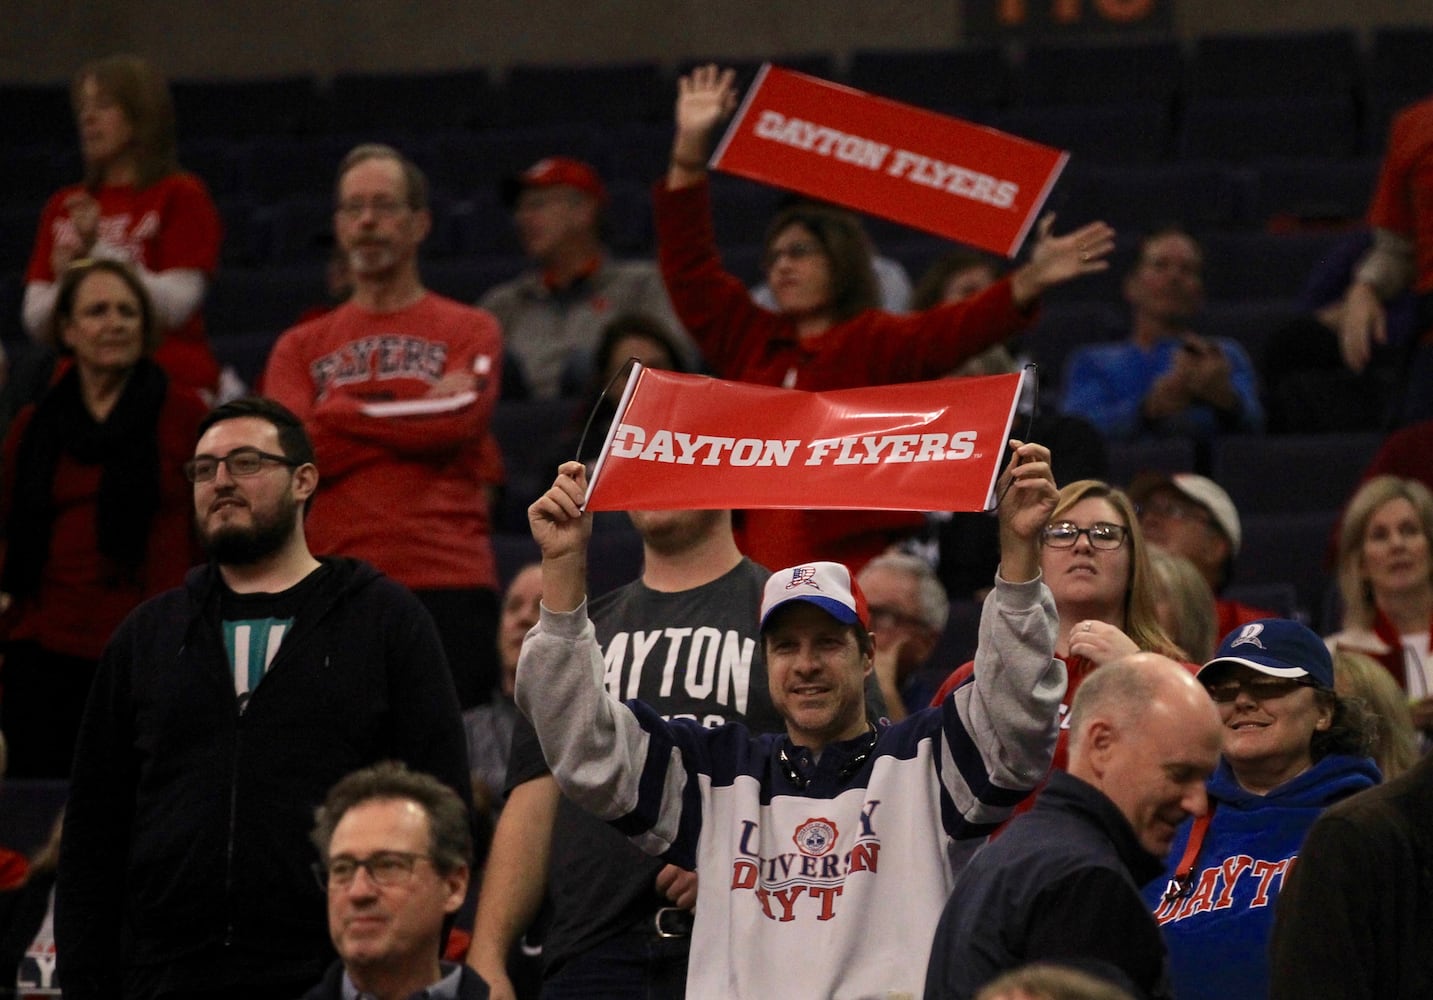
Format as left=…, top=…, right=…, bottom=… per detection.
left=1141, top=618, right=1379, bottom=1000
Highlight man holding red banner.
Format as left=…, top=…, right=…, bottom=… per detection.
left=517, top=441, right=1065, bottom=999
left=656, top=64, right=1115, bottom=573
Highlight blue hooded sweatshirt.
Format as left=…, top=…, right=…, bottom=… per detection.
left=1142, top=753, right=1380, bottom=1000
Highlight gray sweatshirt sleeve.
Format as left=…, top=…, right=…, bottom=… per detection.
left=513, top=600, right=689, bottom=852
left=940, top=571, right=1065, bottom=836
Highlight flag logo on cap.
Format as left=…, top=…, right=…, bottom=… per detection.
left=786, top=566, right=822, bottom=591
left=1230, top=623, right=1266, bottom=649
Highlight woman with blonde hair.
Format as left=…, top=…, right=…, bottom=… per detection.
left=1148, top=547, right=1219, bottom=663
left=932, top=479, right=1185, bottom=775
left=1333, top=649, right=1420, bottom=778
left=1326, top=474, right=1433, bottom=737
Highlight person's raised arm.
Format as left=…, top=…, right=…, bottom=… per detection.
left=996, top=439, right=1059, bottom=583
left=1009, top=214, right=1117, bottom=310
left=527, top=461, right=593, bottom=613
left=667, top=64, right=738, bottom=191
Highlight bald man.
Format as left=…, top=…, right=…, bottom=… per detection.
left=924, top=654, right=1222, bottom=1000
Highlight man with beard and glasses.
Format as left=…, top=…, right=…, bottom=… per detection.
left=264, top=143, right=504, bottom=711
left=56, top=396, right=471, bottom=1000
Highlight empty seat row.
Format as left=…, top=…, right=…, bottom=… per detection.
left=10, top=26, right=1431, bottom=144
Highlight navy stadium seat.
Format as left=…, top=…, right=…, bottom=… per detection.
left=325, top=69, right=496, bottom=132
left=1200, top=231, right=1347, bottom=301
left=847, top=46, right=1011, bottom=116
left=1186, top=31, right=1360, bottom=101
left=500, top=62, right=664, bottom=127
left=1017, top=39, right=1184, bottom=108
left=1235, top=510, right=1338, bottom=630
left=171, top=76, right=319, bottom=139
left=1209, top=432, right=1383, bottom=516
left=998, top=101, right=1171, bottom=164
left=1178, top=95, right=1361, bottom=162
left=1105, top=438, right=1197, bottom=491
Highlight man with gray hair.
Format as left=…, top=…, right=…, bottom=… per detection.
left=924, top=653, right=1222, bottom=1000
left=858, top=551, right=950, bottom=720
left=306, top=761, right=490, bottom=999
left=264, top=143, right=505, bottom=709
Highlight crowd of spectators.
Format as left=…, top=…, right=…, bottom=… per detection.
left=0, top=33, right=1431, bottom=1000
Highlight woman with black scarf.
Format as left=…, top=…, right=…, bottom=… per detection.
left=0, top=259, right=207, bottom=778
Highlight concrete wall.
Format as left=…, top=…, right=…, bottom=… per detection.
left=1, top=0, right=1428, bottom=84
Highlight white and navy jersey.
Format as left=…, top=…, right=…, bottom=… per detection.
left=516, top=574, right=1064, bottom=1000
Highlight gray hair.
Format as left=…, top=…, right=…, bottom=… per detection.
left=860, top=551, right=949, bottom=633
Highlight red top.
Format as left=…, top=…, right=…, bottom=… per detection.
left=28, top=174, right=223, bottom=393
left=653, top=178, right=1036, bottom=571
left=1, top=387, right=208, bottom=660
left=1367, top=95, right=1433, bottom=293
left=0, top=847, right=27, bottom=891
left=1215, top=597, right=1276, bottom=646
left=264, top=293, right=504, bottom=591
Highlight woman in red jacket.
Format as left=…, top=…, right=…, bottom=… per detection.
left=1, top=259, right=207, bottom=777
left=657, top=65, right=1116, bottom=571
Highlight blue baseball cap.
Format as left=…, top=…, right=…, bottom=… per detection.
left=1197, top=618, right=1334, bottom=689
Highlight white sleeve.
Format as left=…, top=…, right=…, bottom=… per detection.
left=22, top=282, right=57, bottom=342
left=1353, top=227, right=1417, bottom=300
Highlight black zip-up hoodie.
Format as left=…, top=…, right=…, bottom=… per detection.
left=55, top=557, right=470, bottom=998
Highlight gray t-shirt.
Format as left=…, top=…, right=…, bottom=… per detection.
left=506, top=557, right=781, bottom=974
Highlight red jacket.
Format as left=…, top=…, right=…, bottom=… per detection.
left=654, top=178, right=1036, bottom=571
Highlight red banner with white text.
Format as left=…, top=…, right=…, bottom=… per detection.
left=584, top=368, right=1025, bottom=513
left=710, top=64, right=1068, bottom=257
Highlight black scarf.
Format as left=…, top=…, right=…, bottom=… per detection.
left=2, top=358, right=168, bottom=600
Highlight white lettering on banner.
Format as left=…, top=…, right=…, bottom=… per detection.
left=752, top=110, right=1020, bottom=210
left=886, top=149, right=1019, bottom=209
left=754, top=110, right=891, bottom=170
left=612, top=424, right=978, bottom=469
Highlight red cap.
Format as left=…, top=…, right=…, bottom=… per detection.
left=502, top=156, right=608, bottom=206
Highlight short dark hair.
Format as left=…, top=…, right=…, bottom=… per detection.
left=311, top=761, right=472, bottom=876
left=762, top=611, right=874, bottom=659
left=48, top=258, right=160, bottom=356
left=910, top=249, right=1002, bottom=311
left=593, top=312, right=688, bottom=381
left=197, top=396, right=315, bottom=467
left=764, top=203, right=880, bottom=323
left=335, top=143, right=430, bottom=211
left=1129, top=225, right=1202, bottom=276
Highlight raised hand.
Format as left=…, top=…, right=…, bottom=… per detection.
left=1010, top=214, right=1117, bottom=308
left=670, top=64, right=738, bottom=187
left=675, top=63, right=738, bottom=145
left=996, top=440, right=1057, bottom=584
left=527, top=462, right=593, bottom=612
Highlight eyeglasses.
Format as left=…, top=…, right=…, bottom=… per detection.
left=1204, top=676, right=1320, bottom=703
left=335, top=198, right=410, bottom=219
left=1138, top=496, right=1213, bottom=527
left=762, top=240, right=822, bottom=271
left=184, top=447, right=300, bottom=483
left=313, top=851, right=434, bottom=890
left=1042, top=521, right=1128, bottom=550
